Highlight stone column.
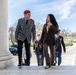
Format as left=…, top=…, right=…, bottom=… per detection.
left=0, top=0, right=13, bottom=69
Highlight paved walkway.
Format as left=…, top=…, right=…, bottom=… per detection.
left=0, top=43, right=76, bottom=75
left=0, top=66, right=76, bottom=75
left=61, top=43, right=76, bottom=66
left=13, top=43, right=76, bottom=66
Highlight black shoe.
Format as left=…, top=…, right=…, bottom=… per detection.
left=18, top=64, right=22, bottom=68
left=22, top=63, right=26, bottom=66
left=26, top=61, right=30, bottom=66
left=52, top=63, right=56, bottom=66
left=51, top=61, right=57, bottom=66
left=18, top=64, right=21, bottom=66
left=18, top=63, right=21, bottom=66
left=58, top=64, right=60, bottom=66
left=44, top=65, right=51, bottom=69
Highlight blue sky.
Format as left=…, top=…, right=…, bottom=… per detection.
left=8, top=0, right=76, bottom=32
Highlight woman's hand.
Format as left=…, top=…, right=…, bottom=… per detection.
left=47, top=22, right=52, bottom=27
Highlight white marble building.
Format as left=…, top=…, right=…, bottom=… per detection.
left=0, top=0, right=13, bottom=69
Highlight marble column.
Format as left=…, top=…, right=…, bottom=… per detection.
left=0, top=0, right=13, bottom=69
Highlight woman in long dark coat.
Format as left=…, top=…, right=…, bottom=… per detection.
left=40, top=14, right=59, bottom=69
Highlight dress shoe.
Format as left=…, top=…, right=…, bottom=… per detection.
left=44, top=65, right=51, bottom=69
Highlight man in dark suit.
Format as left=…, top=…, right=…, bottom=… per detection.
left=15, top=10, right=36, bottom=67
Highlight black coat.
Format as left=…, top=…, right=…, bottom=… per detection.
left=55, top=36, right=66, bottom=53
left=33, top=40, right=43, bottom=54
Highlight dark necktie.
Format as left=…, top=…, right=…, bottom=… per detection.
left=26, top=20, right=28, bottom=24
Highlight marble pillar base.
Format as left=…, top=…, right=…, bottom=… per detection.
left=0, top=54, right=14, bottom=69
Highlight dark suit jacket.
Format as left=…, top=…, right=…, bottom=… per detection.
left=40, top=24, right=59, bottom=46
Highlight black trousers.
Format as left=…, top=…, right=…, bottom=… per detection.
left=18, top=39, right=30, bottom=66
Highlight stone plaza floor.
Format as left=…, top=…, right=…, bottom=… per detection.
left=0, top=43, right=76, bottom=75
left=0, top=66, right=76, bottom=75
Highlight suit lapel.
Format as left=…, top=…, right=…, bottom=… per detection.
left=23, top=18, right=26, bottom=25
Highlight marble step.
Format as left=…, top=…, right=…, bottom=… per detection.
left=0, top=66, right=76, bottom=75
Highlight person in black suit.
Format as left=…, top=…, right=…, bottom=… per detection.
left=40, top=14, right=59, bottom=69
left=54, top=31, right=66, bottom=66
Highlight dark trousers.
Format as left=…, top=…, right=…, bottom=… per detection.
left=36, top=50, right=44, bottom=66
left=43, top=43, right=54, bottom=66
left=18, top=39, right=30, bottom=66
